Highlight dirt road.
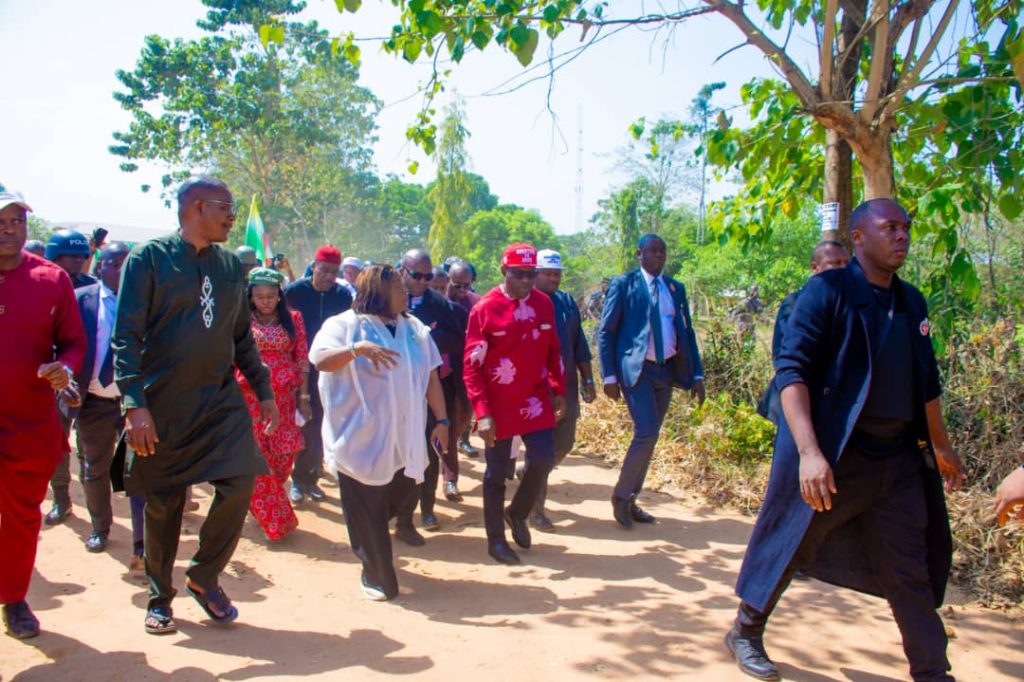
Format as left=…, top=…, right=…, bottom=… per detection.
left=3, top=452, right=1022, bottom=680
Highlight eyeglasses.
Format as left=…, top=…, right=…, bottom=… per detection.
left=203, top=199, right=238, bottom=214
left=403, top=267, right=434, bottom=282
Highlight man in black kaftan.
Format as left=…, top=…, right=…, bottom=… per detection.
left=113, top=177, right=278, bottom=634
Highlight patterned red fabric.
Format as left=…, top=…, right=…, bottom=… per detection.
left=463, top=286, right=565, bottom=441
left=236, top=309, right=308, bottom=540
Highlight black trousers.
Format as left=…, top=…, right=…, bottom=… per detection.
left=49, top=411, right=74, bottom=507
left=74, top=394, right=124, bottom=535
left=735, top=446, right=952, bottom=682
left=292, top=385, right=324, bottom=491
left=338, top=468, right=416, bottom=600
left=483, top=429, right=554, bottom=544
left=144, top=475, right=254, bottom=611
left=533, top=411, right=578, bottom=515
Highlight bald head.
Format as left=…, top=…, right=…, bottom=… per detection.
left=98, top=241, right=131, bottom=293
left=401, top=248, right=431, bottom=269
left=177, top=176, right=230, bottom=217
left=810, top=240, right=850, bottom=274
left=849, top=198, right=904, bottom=234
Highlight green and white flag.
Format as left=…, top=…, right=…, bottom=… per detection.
left=244, top=195, right=274, bottom=262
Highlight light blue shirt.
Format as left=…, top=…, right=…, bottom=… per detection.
left=641, top=268, right=677, bottom=363
left=88, top=283, right=121, bottom=398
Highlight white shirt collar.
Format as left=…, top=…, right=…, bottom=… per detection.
left=100, top=283, right=117, bottom=300
left=640, top=268, right=661, bottom=287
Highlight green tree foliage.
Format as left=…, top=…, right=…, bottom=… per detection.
left=463, top=204, right=560, bottom=287
left=428, top=98, right=473, bottom=262
left=111, top=0, right=380, bottom=261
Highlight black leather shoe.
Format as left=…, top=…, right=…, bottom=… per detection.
left=3, top=601, right=40, bottom=640
left=307, top=485, right=327, bottom=502
left=443, top=481, right=463, bottom=502
left=531, top=513, right=555, bottom=532
left=288, top=486, right=305, bottom=505
left=725, top=627, right=781, bottom=681
left=488, top=541, right=520, bottom=565
left=44, top=503, right=72, bottom=526
left=611, top=496, right=633, bottom=529
left=85, top=532, right=108, bottom=553
left=504, top=508, right=531, bottom=549
left=630, top=503, right=656, bottom=524
left=421, top=513, right=440, bottom=531
left=394, top=523, right=426, bottom=547
left=458, top=439, right=479, bottom=457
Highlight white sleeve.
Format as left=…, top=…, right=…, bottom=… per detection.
left=308, top=314, right=350, bottom=363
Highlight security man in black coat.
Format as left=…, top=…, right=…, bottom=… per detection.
left=727, top=199, right=967, bottom=682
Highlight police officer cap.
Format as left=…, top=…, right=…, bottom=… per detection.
left=45, top=229, right=92, bottom=260
left=235, top=245, right=258, bottom=265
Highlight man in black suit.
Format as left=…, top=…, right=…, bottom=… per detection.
left=70, top=242, right=132, bottom=553
left=394, top=249, right=465, bottom=544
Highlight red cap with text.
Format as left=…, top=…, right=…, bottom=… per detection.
left=501, top=242, right=538, bottom=268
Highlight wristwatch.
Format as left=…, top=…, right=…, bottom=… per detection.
left=436, top=418, right=451, bottom=426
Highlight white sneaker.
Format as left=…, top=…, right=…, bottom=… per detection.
left=360, top=571, right=388, bottom=602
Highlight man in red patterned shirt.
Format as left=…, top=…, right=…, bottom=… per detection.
left=0, top=189, right=87, bottom=639
left=463, top=243, right=566, bottom=565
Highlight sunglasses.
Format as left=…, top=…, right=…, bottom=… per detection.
left=403, top=267, right=434, bottom=282
left=203, top=199, right=239, bottom=214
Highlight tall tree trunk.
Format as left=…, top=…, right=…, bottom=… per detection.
left=821, top=1, right=865, bottom=246
left=859, top=130, right=896, bottom=199
left=822, top=130, right=853, bottom=245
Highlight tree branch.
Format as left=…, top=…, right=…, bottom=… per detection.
left=704, top=0, right=820, bottom=108
left=837, top=0, right=867, bottom=26
left=881, top=0, right=959, bottom=121
left=861, top=0, right=892, bottom=123
left=820, top=0, right=840, bottom=99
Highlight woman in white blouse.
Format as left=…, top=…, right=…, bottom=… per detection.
left=309, top=263, right=449, bottom=601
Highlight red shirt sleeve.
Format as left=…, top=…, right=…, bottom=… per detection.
left=462, top=300, right=491, bottom=419
left=53, top=270, right=87, bottom=372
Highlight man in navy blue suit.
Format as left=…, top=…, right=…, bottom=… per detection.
left=69, top=242, right=132, bottom=554
left=598, top=234, right=704, bottom=529
left=726, top=199, right=966, bottom=682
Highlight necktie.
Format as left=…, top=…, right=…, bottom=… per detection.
left=98, top=295, right=116, bottom=387
left=650, top=278, right=665, bottom=364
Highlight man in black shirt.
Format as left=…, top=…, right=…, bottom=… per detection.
left=394, top=249, right=465, bottom=544
left=284, top=245, right=353, bottom=504
left=728, top=199, right=966, bottom=682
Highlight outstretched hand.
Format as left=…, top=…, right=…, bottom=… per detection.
left=355, top=341, right=401, bottom=371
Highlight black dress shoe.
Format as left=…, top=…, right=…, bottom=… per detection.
left=531, top=513, right=555, bottom=532
left=421, top=513, right=440, bottom=531
left=488, top=541, right=520, bottom=565
left=611, top=496, right=633, bottom=529
left=458, top=439, right=479, bottom=457
left=307, top=485, right=327, bottom=502
left=44, top=503, right=72, bottom=526
left=504, top=508, right=531, bottom=549
left=394, top=523, right=426, bottom=547
left=630, top=503, right=656, bottom=524
left=3, top=601, right=40, bottom=640
left=85, top=532, right=108, bottom=553
left=443, top=481, right=463, bottom=502
left=724, top=627, right=781, bottom=681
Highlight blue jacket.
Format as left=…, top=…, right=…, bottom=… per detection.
left=61, top=283, right=104, bottom=420
left=598, top=269, right=703, bottom=389
left=736, top=259, right=951, bottom=611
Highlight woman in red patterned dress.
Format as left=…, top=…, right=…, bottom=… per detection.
left=236, top=267, right=311, bottom=541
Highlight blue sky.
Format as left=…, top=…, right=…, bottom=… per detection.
left=0, top=0, right=808, bottom=238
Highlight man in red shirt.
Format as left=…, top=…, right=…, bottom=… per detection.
left=0, top=190, right=87, bottom=639
left=463, top=243, right=566, bottom=565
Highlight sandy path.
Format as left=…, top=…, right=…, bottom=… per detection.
left=3, top=450, right=1022, bottom=681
